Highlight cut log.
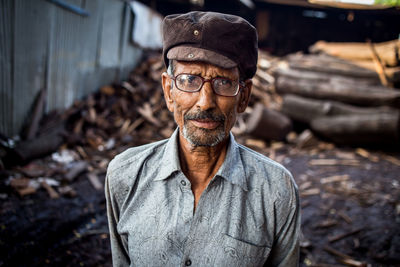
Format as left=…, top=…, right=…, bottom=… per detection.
left=281, top=94, right=396, bottom=124
left=296, top=129, right=320, bottom=149
left=12, top=123, right=65, bottom=164
left=311, top=113, right=400, bottom=146
left=276, top=75, right=400, bottom=107
left=245, top=103, right=292, bottom=141
left=310, top=39, right=399, bottom=67
left=285, top=53, right=381, bottom=80
left=275, top=66, right=379, bottom=86
left=349, top=61, right=400, bottom=84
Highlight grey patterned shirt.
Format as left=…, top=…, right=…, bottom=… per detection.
left=105, top=129, right=300, bottom=267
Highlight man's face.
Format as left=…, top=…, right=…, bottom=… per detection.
left=162, top=61, right=251, bottom=147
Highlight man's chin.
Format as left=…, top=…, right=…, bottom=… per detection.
left=182, top=126, right=226, bottom=147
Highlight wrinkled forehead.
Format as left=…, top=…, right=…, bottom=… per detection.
left=174, top=60, right=240, bottom=79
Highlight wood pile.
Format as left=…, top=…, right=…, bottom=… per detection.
left=2, top=39, right=400, bottom=197
left=310, top=40, right=400, bottom=86
left=263, top=39, right=400, bottom=147
left=0, top=52, right=174, bottom=197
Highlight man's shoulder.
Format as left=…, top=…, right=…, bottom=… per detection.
left=235, top=143, right=297, bottom=197
left=237, top=143, right=292, bottom=177
left=107, top=139, right=168, bottom=176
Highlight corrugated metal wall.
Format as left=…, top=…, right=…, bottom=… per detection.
left=0, top=0, right=143, bottom=137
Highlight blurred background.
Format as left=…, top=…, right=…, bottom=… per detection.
left=0, top=0, right=400, bottom=266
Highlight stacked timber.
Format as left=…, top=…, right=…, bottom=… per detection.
left=273, top=39, right=400, bottom=146
left=238, top=52, right=294, bottom=141
left=310, top=40, right=400, bottom=86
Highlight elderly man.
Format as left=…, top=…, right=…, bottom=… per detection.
left=105, top=11, right=300, bottom=267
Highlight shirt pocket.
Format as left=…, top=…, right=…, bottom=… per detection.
left=213, top=234, right=271, bottom=267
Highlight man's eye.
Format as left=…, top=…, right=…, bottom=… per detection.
left=186, top=75, right=197, bottom=83
left=216, top=79, right=232, bottom=87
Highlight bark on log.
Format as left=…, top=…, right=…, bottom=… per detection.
left=311, top=113, right=400, bottom=146
left=285, top=53, right=380, bottom=80
left=276, top=75, right=400, bottom=107
left=310, top=40, right=399, bottom=67
left=282, top=94, right=396, bottom=124
left=350, top=61, right=400, bottom=83
left=245, top=103, right=292, bottom=141
left=275, top=67, right=379, bottom=87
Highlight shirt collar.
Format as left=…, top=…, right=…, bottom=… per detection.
left=154, top=128, right=182, bottom=181
left=215, top=132, right=248, bottom=191
left=155, top=129, right=248, bottom=191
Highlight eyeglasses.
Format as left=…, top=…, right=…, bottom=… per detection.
left=170, top=73, right=243, bottom=97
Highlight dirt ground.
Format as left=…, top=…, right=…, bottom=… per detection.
left=1, top=132, right=399, bottom=267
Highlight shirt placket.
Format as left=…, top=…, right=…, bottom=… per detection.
left=177, top=173, right=195, bottom=243
left=180, top=177, right=218, bottom=267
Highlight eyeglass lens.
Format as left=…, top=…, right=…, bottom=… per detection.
left=174, top=74, right=239, bottom=96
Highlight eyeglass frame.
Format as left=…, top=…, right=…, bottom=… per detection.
left=169, top=73, right=245, bottom=97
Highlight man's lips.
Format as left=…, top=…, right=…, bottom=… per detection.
left=190, top=119, right=221, bottom=129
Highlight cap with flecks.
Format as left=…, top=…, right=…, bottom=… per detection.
left=162, top=11, right=258, bottom=80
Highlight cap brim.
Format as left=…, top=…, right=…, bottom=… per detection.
left=167, top=46, right=237, bottom=69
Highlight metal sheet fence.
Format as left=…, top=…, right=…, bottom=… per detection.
left=0, top=0, right=143, bottom=136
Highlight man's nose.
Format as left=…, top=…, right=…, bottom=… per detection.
left=196, top=81, right=217, bottom=111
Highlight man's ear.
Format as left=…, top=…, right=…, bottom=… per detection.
left=162, top=72, right=174, bottom=112
left=237, top=79, right=252, bottom=113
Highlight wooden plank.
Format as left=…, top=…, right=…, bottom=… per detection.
left=309, top=159, right=360, bottom=166
left=328, top=228, right=363, bottom=243
left=320, top=175, right=350, bottom=184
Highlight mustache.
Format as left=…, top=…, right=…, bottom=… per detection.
left=184, top=110, right=225, bottom=122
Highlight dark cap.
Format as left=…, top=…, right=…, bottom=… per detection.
left=162, top=11, right=258, bottom=80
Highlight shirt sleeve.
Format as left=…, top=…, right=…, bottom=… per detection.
left=264, top=171, right=301, bottom=267
left=105, top=172, right=131, bottom=266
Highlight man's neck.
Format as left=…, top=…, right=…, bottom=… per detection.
left=178, top=131, right=229, bottom=190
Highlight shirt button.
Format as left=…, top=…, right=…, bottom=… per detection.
left=193, top=30, right=199, bottom=35
left=185, top=259, right=192, bottom=266
left=180, top=180, right=187, bottom=186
